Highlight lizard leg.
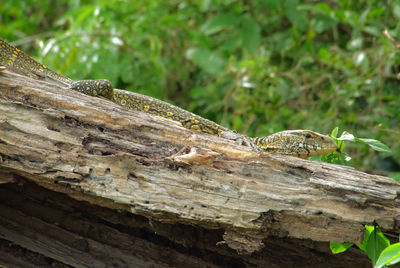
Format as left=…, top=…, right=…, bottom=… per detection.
left=220, top=131, right=263, bottom=152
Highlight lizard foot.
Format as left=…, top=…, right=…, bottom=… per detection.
left=220, top=131, right=263, bottom=152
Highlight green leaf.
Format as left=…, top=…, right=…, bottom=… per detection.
left=337, top=131, right=355, bottom=141
left=318, top=47, right=330, bottom=61
left=364, top=26, right=381, bottom=37
left=298, top=3, right=333, bottom=16
left=271, top=30, right=294, bottom=53
left=336, top=140, right=346, bottom=153
left=240, top=18, right=261, bottom=54
left=389, top=173, right=400, bottom=182
left=347, top=36, right=363, bottom=50
left=334, top=130, right=392, bottom=153
left=263, top=0, right=280, bottom=10
left=374, top=243, right=400, bottom=268
left=73, top=5, right=96, bottom=28
left=357, top=225, right=374, bottom=252
left=355, top=138, right=392, bottom=153
left=365, top=226, right=390, bottom=265
left=330, top=242, right=354, bottom=254
left=312, top=15, right=338, bottom=33
left=222, top=34, right=241, bottom=51
left=284, top=0, right=308, bottom=32
left=201, top=13, right=240, bottom=35
left=330, top=127, right=339, bottom=138
left=393, top=2, right=400, bottom=19
left=185, top=47, right=226, bottom=74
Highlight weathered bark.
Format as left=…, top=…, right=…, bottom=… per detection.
left=0, top=70, right=399, bottom=267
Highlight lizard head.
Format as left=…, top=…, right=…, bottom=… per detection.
left=254, top=130, right=338, bottom=158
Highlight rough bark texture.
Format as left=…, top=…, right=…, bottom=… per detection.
left=0, top=70, right=399, bottom=267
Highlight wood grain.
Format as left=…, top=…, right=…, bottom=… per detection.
left=0, top=70, right=398, bottom=267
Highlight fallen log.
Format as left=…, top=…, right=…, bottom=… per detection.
left=0, top=70, right=399, bottom=267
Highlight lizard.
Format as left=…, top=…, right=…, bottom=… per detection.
left=0, top=38, right=337, bottom=158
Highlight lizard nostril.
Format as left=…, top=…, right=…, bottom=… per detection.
left=1, top=38, right=338, bottom=158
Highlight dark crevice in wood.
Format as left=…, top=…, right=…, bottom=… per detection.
left=0, top=70, right=398, bottom=267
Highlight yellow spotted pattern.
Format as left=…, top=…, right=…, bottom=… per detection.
left=0, top=38, right=227, bottom=137
left=0, top=39, right=338, bottom=157
left=112, top=90, right=227, bottom=136
left=0, top=39, right=73, bottom=85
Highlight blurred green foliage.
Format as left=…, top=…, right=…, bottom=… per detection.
left=1, top=0, right=399, bottom=173
left=331, top=225, right=400, bottom=267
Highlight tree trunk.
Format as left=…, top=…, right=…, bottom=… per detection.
left=0, top=70, right=399, bottom=267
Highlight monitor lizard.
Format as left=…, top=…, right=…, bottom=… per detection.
left=0, top=38, right=337, bottom=158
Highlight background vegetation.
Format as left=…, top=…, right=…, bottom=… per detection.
left=1, top=0, right=399, bottom=175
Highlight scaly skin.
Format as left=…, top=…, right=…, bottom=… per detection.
left=0, top=39, right=73, bottom=86
left=253, top=130, right=337, bottom=158
left=0, top=38, right=337, bottom=157
left=112, top=89, right=227, bottom=136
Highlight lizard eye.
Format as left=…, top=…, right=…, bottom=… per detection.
left=305, top=133, right=312, bottom=138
